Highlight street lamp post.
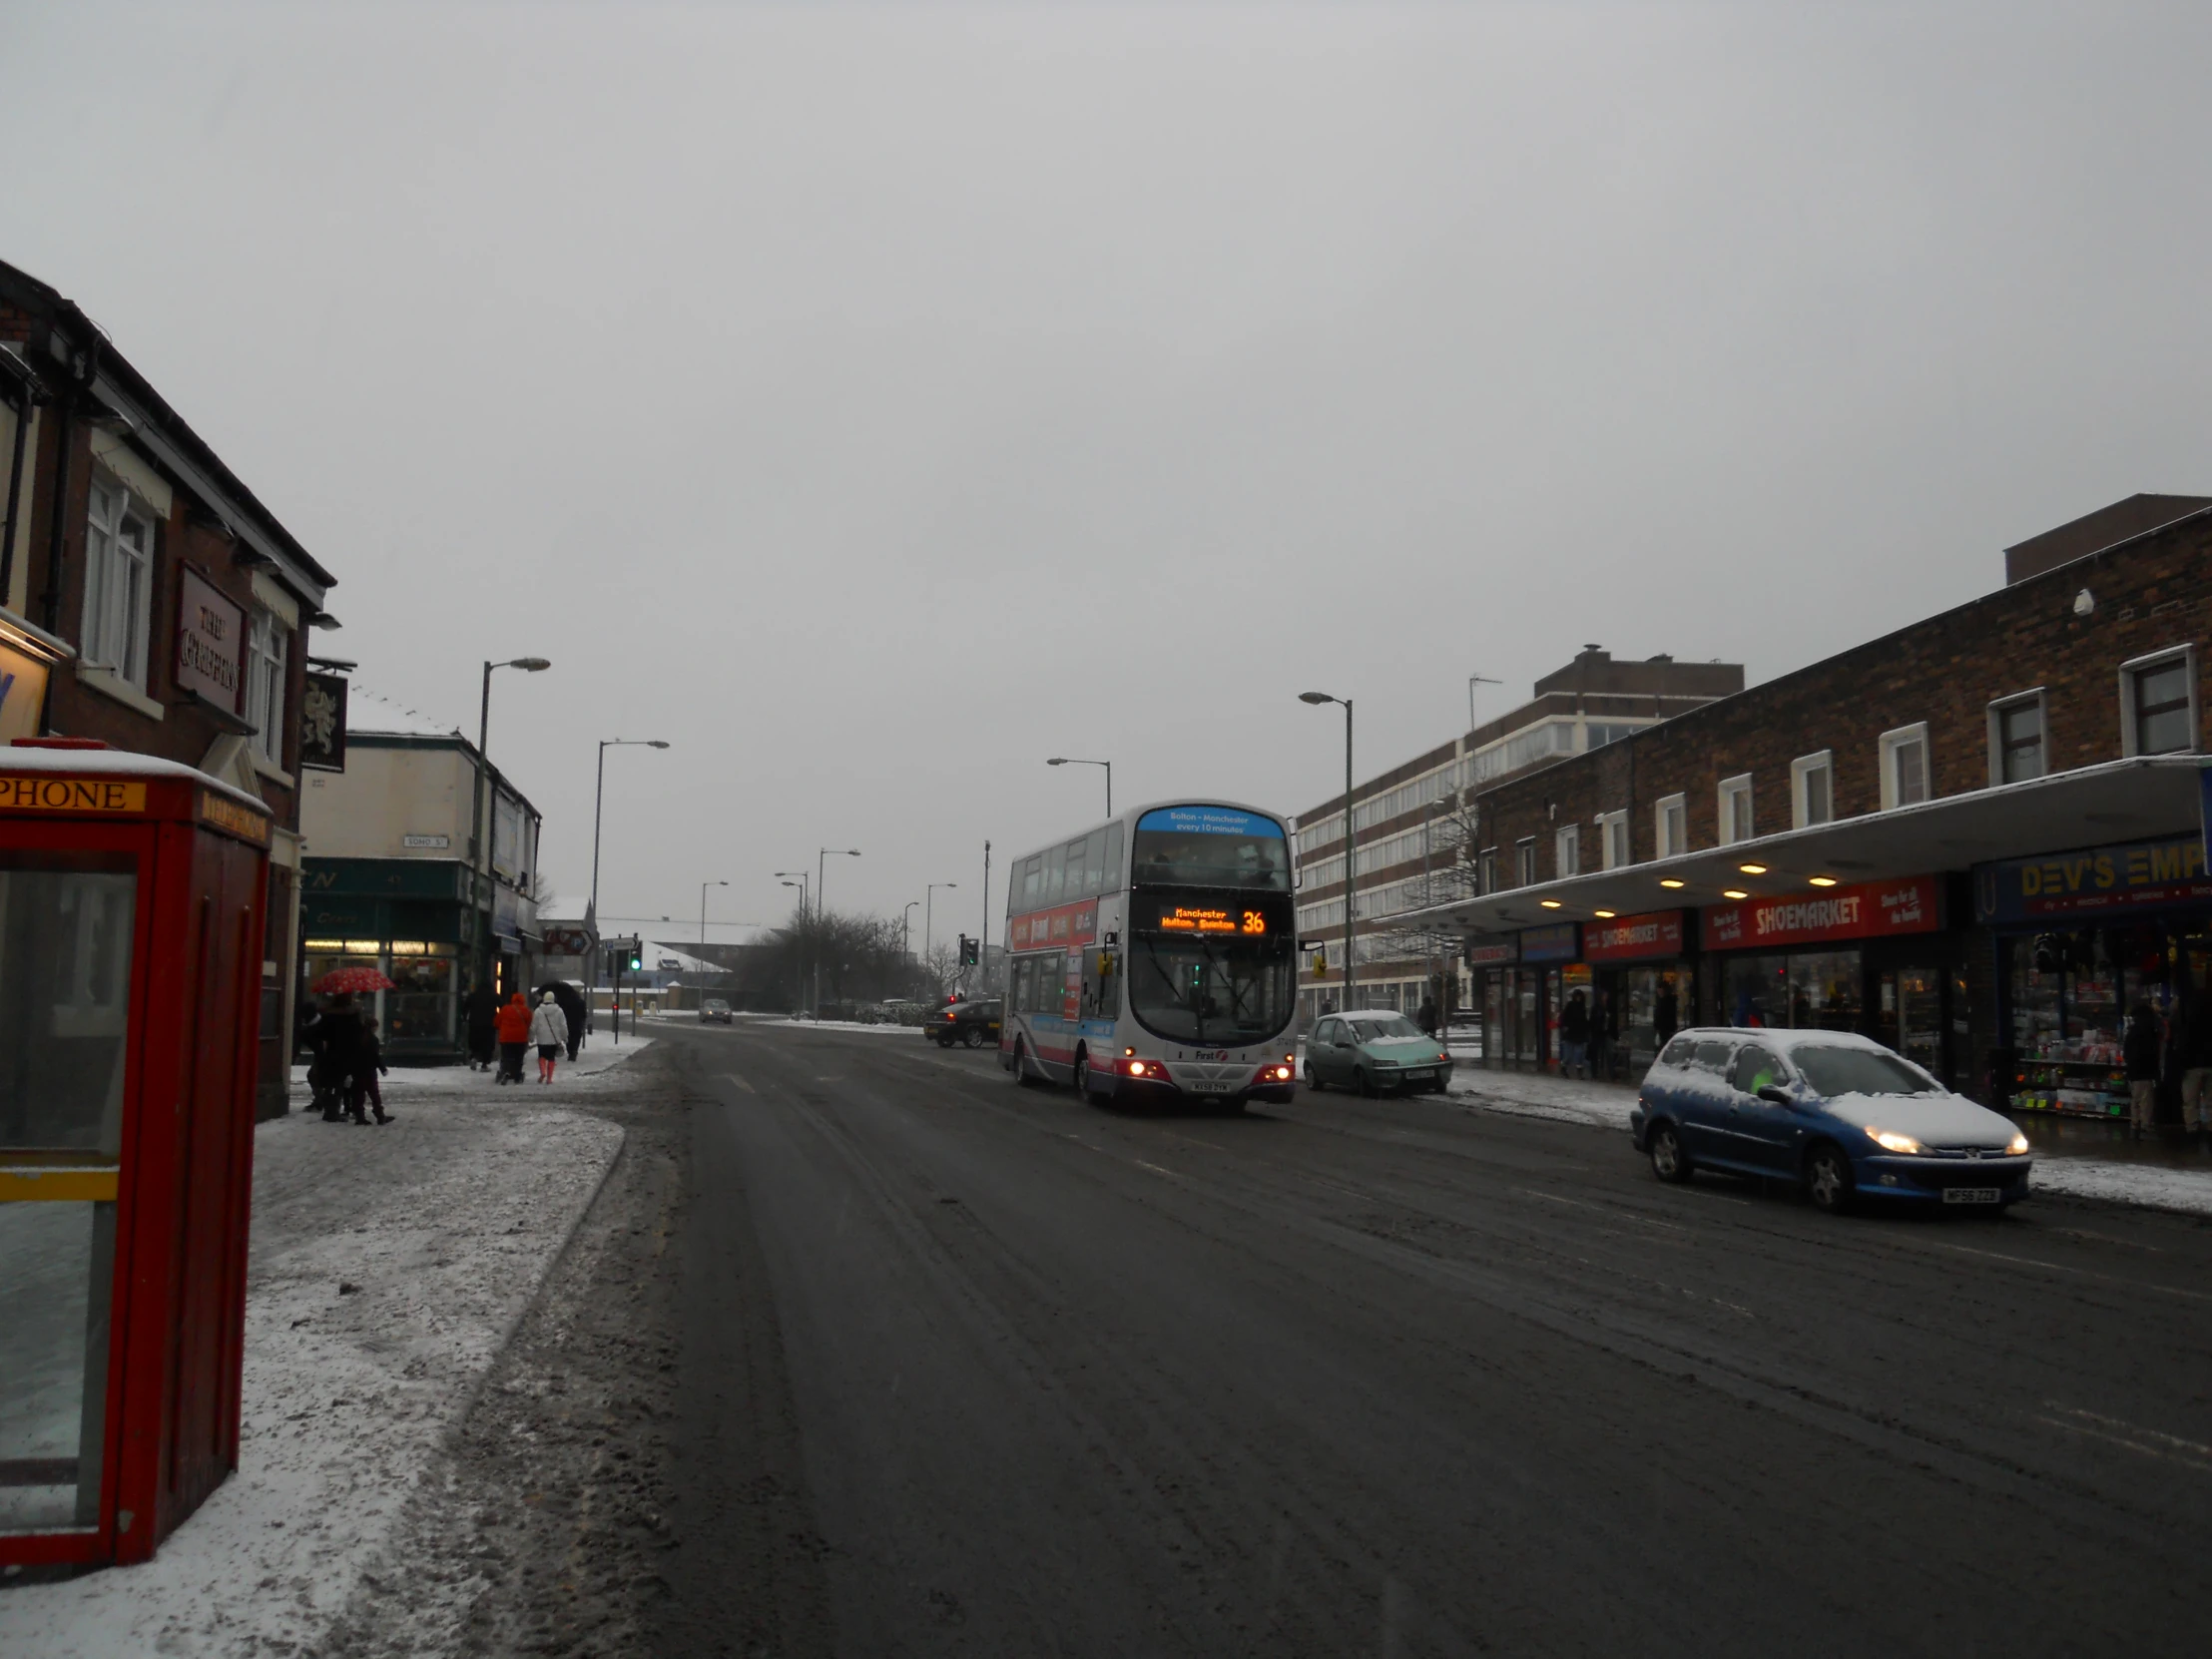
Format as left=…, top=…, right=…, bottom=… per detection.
left=1045, top=757, right=1112, bottom=817
left=902, top=900, right=919, bottom=963
left=472, top=657, right=550, bottom=998
left=815, top=848, right=859, bottom=1013
left=589, top=737, right=669, bottom=1036
left=700, top=879, right=729, bottom=950
left=1467, top=673, right=1501, bottom=736
left=778, top=876, right=809, bottom=1011
left=1300, top=691, right=1356, bottom=1010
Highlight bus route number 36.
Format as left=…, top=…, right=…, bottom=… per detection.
left=1240, top=910, right=1267, bottom=935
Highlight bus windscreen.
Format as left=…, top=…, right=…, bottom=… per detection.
left=1130, top=807, right=1290, bottom=891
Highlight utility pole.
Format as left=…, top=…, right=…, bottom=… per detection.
left=1468, top=673, right=1501, bottom=737
left=981, top=839, right=991, bottom=994
left=1299, top=692, right=1356, bottom=1011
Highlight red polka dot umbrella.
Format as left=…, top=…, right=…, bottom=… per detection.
left=312, top=965, right=396, bottom=995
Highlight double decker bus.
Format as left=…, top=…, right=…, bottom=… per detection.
left=1000, top=800, right=1299, bottom=1109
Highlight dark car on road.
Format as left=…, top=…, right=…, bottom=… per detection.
left=699, top=997, right=733, bottom=1024
left=924, top=998, right=1002, bottom=1048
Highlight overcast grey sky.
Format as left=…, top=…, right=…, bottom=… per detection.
left=4, top=1, right=2208, bottom=938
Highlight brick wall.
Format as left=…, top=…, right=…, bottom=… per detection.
left=1472, top=510, right=2212, bottom=881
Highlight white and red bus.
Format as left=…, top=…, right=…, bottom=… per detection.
left=999, top=801, right=1299, bottom=1109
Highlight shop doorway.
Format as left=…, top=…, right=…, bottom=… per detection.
left=1876, top=965, right=1945, bottom=1082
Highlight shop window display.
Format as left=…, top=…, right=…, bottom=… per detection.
left=2004, top=928, right=2170, bottom=1117
left=1723, top=951, right=1863, bottom=1032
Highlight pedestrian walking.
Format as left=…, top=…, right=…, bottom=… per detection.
left=539, top=979, right=586, bottom=1062
left=2123, top=1001, right=2162, bottom=1138
left=530, top=990, right=567, bottom=1083
left=464, top=981, right=497, bottom=1072
left=1655, top=982, right=1680, bottom=1049
left=302, top=997, right=350, bottom=1121
left=1591, top=989, right=1618, bottom=1082
left=2178, top=995, right=2212, bottom=1146
left=1559, top=988, right=1591, bottom=1079
left=1416, top=994, right=1438, bottom=1038
left=494, top=991, right=533, bottom=1084
left=316, top=995, right=368, bottom=1124
left=352, top=1014, right=393, bottom=1125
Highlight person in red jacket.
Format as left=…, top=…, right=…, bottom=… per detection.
left=494, top=991, right=534, bottom=1084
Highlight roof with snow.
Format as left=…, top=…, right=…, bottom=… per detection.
left=638, top=940, right=720, bottom=975
left=345, top=685, right=465, bottom=741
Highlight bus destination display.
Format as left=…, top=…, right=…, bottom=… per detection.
left=1134, top=891, right=1289, bottom=937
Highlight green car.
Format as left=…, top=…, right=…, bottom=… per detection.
left=1303, top=1011, right=1454, bottom=1096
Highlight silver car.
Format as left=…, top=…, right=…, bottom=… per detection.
left=1303, top=1011, right=1454, bottom=1096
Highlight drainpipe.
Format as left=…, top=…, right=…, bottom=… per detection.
left=42, top=339, right=95, bottom=637
left=0, top=377, right=35, bottom=608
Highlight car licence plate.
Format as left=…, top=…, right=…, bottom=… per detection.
left=1401, top=1069, right=1433, bottom=1082
left=1942, top=1187, right=2002, bottom=1205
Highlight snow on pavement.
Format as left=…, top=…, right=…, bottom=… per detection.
left=0, top=1056, right=640, bottom=1657
left=1442, top=1065, right=2212, bottom=1218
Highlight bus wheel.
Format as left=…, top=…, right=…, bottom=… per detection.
left=1013, top=1039, right=1041, bottom=1087
left=1073, top=1048, right=1093, bottom=1099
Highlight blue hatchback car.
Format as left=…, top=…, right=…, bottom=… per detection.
left=1629, top=1027, right=2032, bottom=1214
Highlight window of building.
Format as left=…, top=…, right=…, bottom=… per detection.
left=246, top=607, right=289, bottom=768
left=1478, top=847, right=1497, bottom=894
left=1514, top=838, right=1535, bottom=885
left=1792, top=751, right=1833, bottom=828
left=2120, top=648, right=2197, bottom=757
left=1879, top=723, right=1931, bottom=810
left=1595, top=810, right=1628, bottom=870
left=1554, top=824, right=1579, bottom=878
left=1718, top=774, right=1753, bottom=844
left=1987, top=691, right=2044, bottom=786
left=82, top=474, right=156, bottom=689
left=1654, top=794, right=1686, bottom=859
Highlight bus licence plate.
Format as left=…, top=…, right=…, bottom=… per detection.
left=1942, top=1188, right=2001, bottom=1205
left=1187, top=1080, right=1232, bottom=1094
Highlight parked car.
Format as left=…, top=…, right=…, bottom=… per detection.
left=1303, top=1011, right=1453, bottom=1095
left=699, top=998, right=733, bottom=1024
left=1630, top=1027, right=2032, bottom=1214
left=923, top=998, right=1002, bottom=1048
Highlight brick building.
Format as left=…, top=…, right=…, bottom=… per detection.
left=1294, top=649, right=1742, bottom=1023
left=1419, top=495, right=2211, bottom=1122
left=1, top=259, right=337, bottom=1117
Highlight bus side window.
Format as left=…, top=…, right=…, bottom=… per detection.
left=1101, top=823, right=1124, bottom=891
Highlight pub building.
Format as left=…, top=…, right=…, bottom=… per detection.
left=1424, top=755, right=2209, bottom=1103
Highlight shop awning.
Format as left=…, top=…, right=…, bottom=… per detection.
left=1408, top=755, right=2208, bottom=935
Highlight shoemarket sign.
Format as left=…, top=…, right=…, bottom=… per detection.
left=1972, top=834, right=2212, bottom=924
left=1582, top=909, right=1685, bottom=963
left=1703, top=875, right=1940, bottom=949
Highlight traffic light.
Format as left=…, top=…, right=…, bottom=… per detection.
left=958, top=934, right=979, bottom=966
left=628, top=951, right=642, bottom=972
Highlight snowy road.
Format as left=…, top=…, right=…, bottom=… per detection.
left=597, top=1019, right=2212, bottom=1658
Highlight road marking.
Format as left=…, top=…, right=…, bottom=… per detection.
left=1517, top=1187, right=1685, bottom=1230
left=722, top=1073, right=755, bottom=1093
left=1902, top=1238, right=2212, bottom=1303
left=1132, top=1159, right=1177, bottom=1179
left=814, top=1075, right=843, bottom=1082
left=2036, top=1404, right=2212, bottom=1473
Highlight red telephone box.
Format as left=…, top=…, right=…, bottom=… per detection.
left=0, top=742, right=270, bottom=1567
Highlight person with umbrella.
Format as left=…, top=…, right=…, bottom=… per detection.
left=538, top=979, right=586, bottom=1063
left=310, top=966, right=396, bottom=1123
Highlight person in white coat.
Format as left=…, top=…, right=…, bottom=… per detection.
left=530, top=990, right=568, bottom=1084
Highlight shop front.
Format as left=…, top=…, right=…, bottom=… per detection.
left=1479, top=923, right=1577, bottom=1070
left=298, top=857, right=472, bottom=1062
left=1700, top=875, right=1955, bottom=1080
left=1467, top=936, right=1515, bottom=1064
left=1582, top=909, right=1692, bottom=1078
left=1975, top=832, right=2212, bottom=1122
